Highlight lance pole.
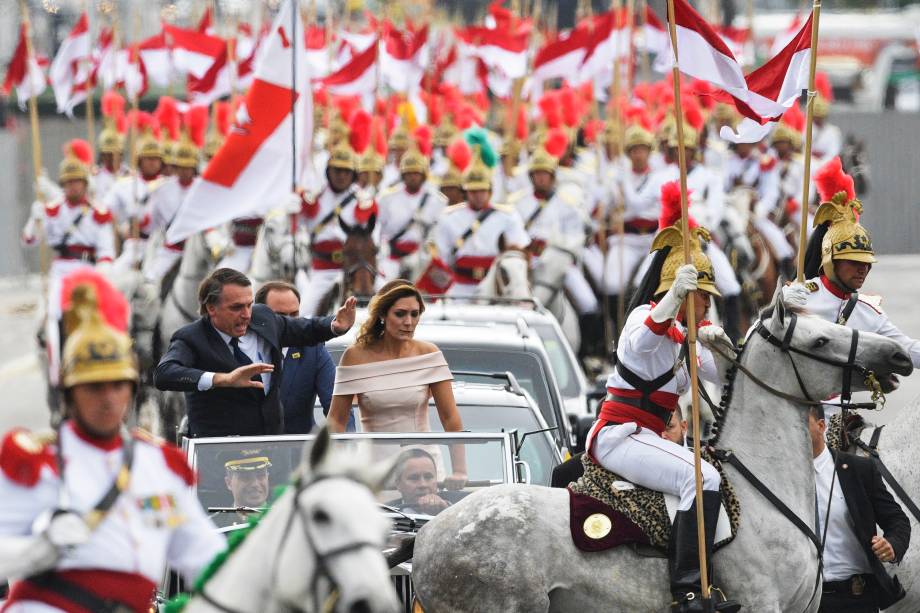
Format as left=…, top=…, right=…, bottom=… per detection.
left=666, top=0, right=711, bottom=605
left=85, top=0, right=96, bottom=162
left=796, top=0, right=822, bottom=282
left=608, top=0, right=626, bottom=341
left=20, top=0, right=50, bottom=277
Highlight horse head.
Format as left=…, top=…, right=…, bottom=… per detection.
left=274, top=427, right=399, bottom=613
left=340, top=215, right=379, bottom=299
left=758, top=285, right=913, bottom=401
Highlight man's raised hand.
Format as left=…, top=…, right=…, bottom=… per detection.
left=332, top=296, right=358, bottom=335
left=214, top=363, right=274, bottom=388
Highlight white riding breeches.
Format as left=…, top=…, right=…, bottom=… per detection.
left=298, top=268, right=341, bottom=316
left=583, top=244, right=604, bottom=287
left=592, top=422, right=721, bottom=511
left=111, top=237, right=146, bottom=275
left=144, top=247, right=182, bottom=283
left=217, top=246, right=255, bottom=275
left=706, top=244, right=742, bottom=298
left=564, top=267, right=600, bottom=314
left=602, top=233, right=656, bottom=295
left=753, top=217, right=794, bottom=260
left=3, top=601, right=66, bottom=612
left=379, top=257, right=401, bottom=282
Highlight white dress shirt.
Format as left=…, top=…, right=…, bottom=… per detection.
left=197, top=326, right=272, bottom=394
left=814, top=446, right=872, bottom=581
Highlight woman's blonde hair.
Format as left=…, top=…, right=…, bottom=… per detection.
left=355, top=279, right=426, bottom=347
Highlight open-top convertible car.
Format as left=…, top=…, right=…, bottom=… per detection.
left=155, top=431, right=557, bottom=610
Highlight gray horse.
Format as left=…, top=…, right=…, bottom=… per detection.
left=411, top=292, right=912, bottom=612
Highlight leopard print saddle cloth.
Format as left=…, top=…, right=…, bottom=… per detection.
left=567, top=451, right=741, bottom=553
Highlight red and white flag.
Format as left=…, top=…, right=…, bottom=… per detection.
left=640, top=7, right=670, bottom=60
left=457, top=26, right=529, bottom=81
left=321, top=41, right=378, bottom=98
left=136, top=32, right=172, bottom=88
left=532, top=27, right=590, bottom=92
left=164, top=24, right=225, bottom=80
left=49, top=12, right=91, bottom=116
left=770, top=12, right=804, bottom=57
left=667, top=0, right=812, bottom=142
left=305, top=25, right=331, bottom=79
left=166, top=0, right=311, bottom=244
left=3, top=24, right=48, bottom=109
left=577, top=10, right=630, bottom=98
left=380, top=22, right=428, bottom=93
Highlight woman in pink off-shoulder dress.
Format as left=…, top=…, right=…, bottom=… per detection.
left=328, top=280, right=467, bottom=488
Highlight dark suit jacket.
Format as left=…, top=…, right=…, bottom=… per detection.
left=280, top=344, right=334, bottom=434
left=832, top=450, right=911, bottom=609
left=153, top=304, right=336, bottom=437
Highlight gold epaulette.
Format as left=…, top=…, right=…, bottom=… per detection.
left=805, top=280, right=819, bottom=293
left=131, top=427, right=165, bottom=446
left=11, top=429, right=56, bottom=454
left=378, top=184, right=402, bottom=198
left=444, top=203, right=467, bottom=215
left=491, top=202, right=515, bottom=213
left=506, top=189, right=528, bottom=205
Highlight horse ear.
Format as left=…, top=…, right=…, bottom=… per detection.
left=498, top=233, right=507, bottom=253
left=338, top=216, right=353, bottom=235
left=366, top=213, right=376, bottom=233
left=307, top=425, right=331, bottom=472
left=771, top=282, right=786, bottom=327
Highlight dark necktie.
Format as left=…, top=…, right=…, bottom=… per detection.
left=229, top=337, right=252, bottom=366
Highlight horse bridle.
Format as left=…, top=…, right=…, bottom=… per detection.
left=199, top=474, right=383, bottom=613
left=754, top=312, right=884, bottom=410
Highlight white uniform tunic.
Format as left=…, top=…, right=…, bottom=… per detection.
left=298, top=184, right=377, bottom=315
left=600, top=167, right=664, bottom=295
left=723, top=151, right=794, bottom=261
left=0, top=423, right=224, bottom=612
left=804, top=275, right=920, bottom=369
left=587, top=304, right=722, bottom=510
left=21, top=198, right=116, bottom=385
left=811, top=122, right=843, bottom=169
left=431, top=202, right=530, bottom=297
left=103, top=174, right=161, bottom=274
left=512, top=185, right=597, bottom=314
left=90, top=167, right=120, bottom=203
left=377, top=182, right=446, bottom=280
left=144, top=176, right=197, bottom=283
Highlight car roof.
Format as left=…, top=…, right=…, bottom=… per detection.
left=423, top=302, right=559, bottom=326
left=445, top=379, right=534, bottom=409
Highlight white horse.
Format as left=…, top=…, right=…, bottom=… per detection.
left=178, top=428, right=400, bottom=613
left=475, top=249, right=532, bottom=300
left=248, top=211, right=311, bottom=291
left=531, top=244, right=583, bottom=352
left=409, top=291, right=912, bottom=612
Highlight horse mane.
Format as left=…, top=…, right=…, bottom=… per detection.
left=706, top=337, right=748, bottom=447
left=164, top=485, right=288, bottom=613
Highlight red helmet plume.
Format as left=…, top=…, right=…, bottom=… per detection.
left=543, top=128, right=569, bottom=158
left=63, top=139, right=93, bottom=165
left=101, top=90, right=125, bottom=120
left=371, top=117, right=388, bottom=157
left=515, top=105, right=528, bottom=141
left=412, top=125, right=433, bottom=157
left=446, top=138, right=472, bottom=171
left=154, top=97, right=181, bottom=141
left=815, top=72, right=833, bottom=101
left=814, top=157, right=855, bottom=203
left=537, top=91, right=562, bottom=129
left=184, top=105, right=209, bottom=148
left=659, top=181, right=698, bottom=229
left=348, top=109, right=372, bottom=154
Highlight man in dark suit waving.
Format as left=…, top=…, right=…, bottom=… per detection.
left=810, top=405, right=911, bottom=612
left=154, top=268, right=356, bottom=437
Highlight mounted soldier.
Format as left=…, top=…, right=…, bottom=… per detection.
left=298, top=126, right=378, bottom=316
left=21, top=140, right=115, bottom=392
left=0, top=282, right=224, bottom=612
left=422, top=129, right=529, bottom=298
left=93, top=91, right=127, bottom=203
left=585, top=181, right=739, bottom=612
left=378, top=140, right=446, bottom=282
left=783, top=158, right=920, bottom=413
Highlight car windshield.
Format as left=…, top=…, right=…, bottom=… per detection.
left=427, top=404, right=556, bottom=486
left=530, top=323, right=581, bottom=398
left=187, top=435, right=512, bottom=526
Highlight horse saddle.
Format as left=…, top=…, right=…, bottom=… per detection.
left=568, top=454, right=740, bottom=554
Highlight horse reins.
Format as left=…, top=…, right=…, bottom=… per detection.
left=199, top=474, right=382, bottom=613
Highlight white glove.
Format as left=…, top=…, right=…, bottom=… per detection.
left=0, top=533, right=59, bottom=579
left=282, top=191, right=303, bottom=214
left=650, top=264, right=699, bottom=323
left=698, top=324, right=737, bottom=358
left=781, top=282, right=809, bottom=309
left=33, top=509, right=91, bottom=549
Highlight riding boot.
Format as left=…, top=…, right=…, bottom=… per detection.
left=669, top=491, right=741, bottom=613
left=721, top=295, right=742, bottom=345
left=779, top=257, right=796, bottom=281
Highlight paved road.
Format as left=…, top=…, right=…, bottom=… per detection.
left=1, top=255, right=919, bottom=433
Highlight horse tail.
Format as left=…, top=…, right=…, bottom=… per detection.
left=385, top=535, right=415, bottom=568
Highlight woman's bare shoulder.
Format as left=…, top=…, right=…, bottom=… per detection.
left=413, top=340, right=441, bottom=355
left=340, top=344, right=371, bottom=366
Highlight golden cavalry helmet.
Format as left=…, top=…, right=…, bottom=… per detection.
left=399, top=146, right=429, bottom=176
left=667, top=124, right=700, bottom=150
left=624, top=125, right=654, bottom=151
left=97, top=123, right=124, bottom=156
left=388, top=124, right=411, bottom=152
left=58, top=139, right=92, bottom=184
left=327, top=143, right=357, bottom=172
left=812, top=159, right=875, bottom=282
left=358, top=148, right=385, bottom=174
left=461, top=155, right=492, bottom=192
left=61, top=284, right=138, bottom=388
left=528, top=147, right=558, bottom=174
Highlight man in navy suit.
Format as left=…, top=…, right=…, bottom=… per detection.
left=154, top=268, right=356, bottom=437
left=255, top=281, right=354, bottom=432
